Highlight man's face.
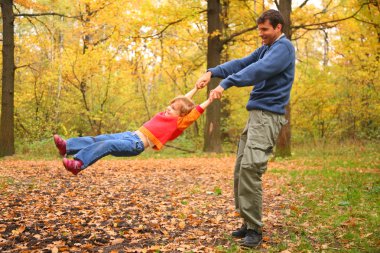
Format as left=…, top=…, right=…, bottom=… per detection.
left=258, top=19, right=282, bottom=46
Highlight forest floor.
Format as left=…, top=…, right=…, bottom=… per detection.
left=0, top=155, right=379, bottom=252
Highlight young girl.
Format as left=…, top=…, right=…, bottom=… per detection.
left=54, top=86, right=213, bottom=175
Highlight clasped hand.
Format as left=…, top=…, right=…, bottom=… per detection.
left=195, top=72, right=224, bottom=102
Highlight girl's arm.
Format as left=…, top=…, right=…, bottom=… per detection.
left=199, top=97, right=213, bottom=110
left=184, top=87, right=198, bottom=99
left=177, top=96, right=213, bottom=130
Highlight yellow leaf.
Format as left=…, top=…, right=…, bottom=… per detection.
left=111, top=238, right=124, bottom=245
left=178, top=221, right=186, bottom=229
left=11, top=225, right=25, bottom=236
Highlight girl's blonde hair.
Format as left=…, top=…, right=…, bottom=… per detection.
left=170, top=96, right=196, bottom=116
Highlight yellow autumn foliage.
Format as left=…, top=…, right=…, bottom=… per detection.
left=5, top=0, right=379, bottom=144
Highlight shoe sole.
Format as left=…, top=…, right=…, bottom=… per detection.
left=240, top=239, right=262, bottom=248
left=231, top=234, right=246, bottom=239
left=62, top=159, right=81, bottom=175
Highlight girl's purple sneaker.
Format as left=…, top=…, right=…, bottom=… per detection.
left=62, top=158, right=83, bottom=175
left=53, top=134, right=66, bottom=156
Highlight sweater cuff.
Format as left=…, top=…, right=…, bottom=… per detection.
left=196, top=105, right=205, bottom=113
left=207, top=67, right=221, bottom=78
left=220, top=79, right=234, bottom=90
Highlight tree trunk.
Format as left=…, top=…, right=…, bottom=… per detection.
left=204, top=0, right=223, bottom=152
left=54, top=19, right=64, bottom=127
left=0, top=0, right=15, bottom=157
left=279, top=0, right=292, bottom=39
left=276, top=0, right=292, bottom=157
left=276, top=104, right=291, bottom=156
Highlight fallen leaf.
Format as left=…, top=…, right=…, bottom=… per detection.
left=0, top=237, right=8, bottom=245
left=53, top=240, right=65, bottom=246
left=0, top=225, right=6, bottom=233
left=11, top=226, right=25, bottom=236
left=111, top=238, right=124, bottom=245
left=178, top=221, right=186, bottom=229
left=33, top=234, right=42, bottom=240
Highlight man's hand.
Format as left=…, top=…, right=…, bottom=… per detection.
left=196, top=71, right=212, bottom=89
left=200, top=92, right=215, bottom=110
left=210, top=85, right=224, bottom=100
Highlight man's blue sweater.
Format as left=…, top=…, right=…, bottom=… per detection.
left=208, top=35, right=295, bottom=115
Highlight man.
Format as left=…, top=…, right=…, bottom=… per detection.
left=196, top=9, right=295, bottom=247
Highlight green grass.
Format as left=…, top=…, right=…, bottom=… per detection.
left=279, top=169, right=380, bottom=252
left=218, top=140, right=380, bottom=252
left=0, top=176, right=15, bottom=190
left=289, top=139, right=380, bottom=170
left=218, top=167, right=379, bottom=252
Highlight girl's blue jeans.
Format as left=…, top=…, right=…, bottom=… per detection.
left=66, top=131, right=145, bottom=169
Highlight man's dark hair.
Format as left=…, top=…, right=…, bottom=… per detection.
left=257, top=9, right=284, bottom=30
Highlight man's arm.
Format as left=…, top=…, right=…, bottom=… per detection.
left=219, top=42, right=294, bottom=90
left=207, top=48, right=262, bottom=79
left=195, top=47, right=262, bottom=90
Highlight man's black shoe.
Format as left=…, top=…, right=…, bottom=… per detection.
left=231, top=224, right=247, bottom=238
left=240, top=229, right=262, bottom=248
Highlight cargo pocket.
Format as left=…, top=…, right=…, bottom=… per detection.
left=241, top=119, right=272, bottom=175
left=247, top=111, right=274, bottom=153
left=241, top=143, right=270, bottom=175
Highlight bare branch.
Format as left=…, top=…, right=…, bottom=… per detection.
left=274, top=0, right=280, bottom=10
left=353, top=16, right=380, bottom=27
left=298, top=0, right=309, bottom=9
left=222, top=25, right=258, bottom=45
left=15, top=64, right=33, bottom=70
left=14, top=12, right=80, bottom=19
left=313, top=0, right=334, bottom=16
left=15, top=63, right=41, bottom=72
left=14, top=4, right=48, bottom=38
left=133, top=10, right=207, bottom=39
left=93, top=26, right=117, bottom=47
left=136, top=17, right=187, bottom=39
left=25, top=15, right=55, bottom=41
left=293, top=2, right=370, bottom=30
left=164, top=144, right=195, bottom=153
left=14, top=2, right=112, bottom=20
left=295, top=23, right=337, bottom=31
left=86, top=2, right=112, bottom=17
left=292, top=29, right=312, bottom=41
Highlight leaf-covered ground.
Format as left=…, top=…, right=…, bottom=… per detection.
left=0, top=157, right=378, bottom=252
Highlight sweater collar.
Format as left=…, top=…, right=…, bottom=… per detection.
left=266, top=33, right=285, bottom=48
left=275, top=33, right=286, bottom=42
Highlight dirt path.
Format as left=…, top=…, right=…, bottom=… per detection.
left=0, top=158, right=288, bottom=252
